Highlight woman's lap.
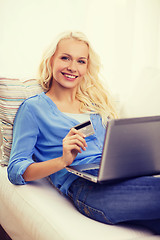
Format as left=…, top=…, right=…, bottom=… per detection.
left=68, top=175, right=160, bottom=234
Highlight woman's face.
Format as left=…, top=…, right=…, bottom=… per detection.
left=51, top=38, right=89, bottom=90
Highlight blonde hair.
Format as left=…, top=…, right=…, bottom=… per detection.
left=38, top=31, right=118, bottom=125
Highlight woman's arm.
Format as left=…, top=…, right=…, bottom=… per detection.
left=8, top=101, right=40, bottom=184
left=22, top=157, right=65, bottom=181
left=23, top=127, right=87, bottom=181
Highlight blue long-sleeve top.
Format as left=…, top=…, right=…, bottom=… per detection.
left=7, top=92, right=106, bottom=195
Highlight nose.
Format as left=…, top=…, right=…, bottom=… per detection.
left=67, top=60, right=77, bottom=72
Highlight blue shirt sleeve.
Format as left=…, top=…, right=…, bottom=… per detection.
left=7, top=100, right=39, bottom=185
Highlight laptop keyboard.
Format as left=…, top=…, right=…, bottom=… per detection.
left=82, top=168, right=99, bottom=176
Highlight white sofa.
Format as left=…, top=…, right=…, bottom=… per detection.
left=0, top=70, right=160, bottom=240
left=0, top=164, right=156, bottom=240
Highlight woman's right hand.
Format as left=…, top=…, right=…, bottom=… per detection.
left=61, top=128, right=87, bottom=166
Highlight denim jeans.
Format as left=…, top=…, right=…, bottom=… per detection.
left=68, top=176, right=160, bottom=234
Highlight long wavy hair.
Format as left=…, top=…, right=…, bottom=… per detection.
left=38, top=31, right=118, bottom=125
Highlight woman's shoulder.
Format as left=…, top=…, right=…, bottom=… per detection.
left=19, top=92, right=45, bottom=111
left=23, top=92, right=44, bottom=105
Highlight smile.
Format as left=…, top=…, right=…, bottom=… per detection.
left=61, top=72, right=78, bottom=79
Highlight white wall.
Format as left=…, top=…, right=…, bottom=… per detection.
left=0, top=0, right=160, bottom=116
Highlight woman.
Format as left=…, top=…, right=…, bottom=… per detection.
left=8, top=31, right=160, bottom=234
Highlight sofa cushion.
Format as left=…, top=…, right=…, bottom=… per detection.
left=0, top=77, right=43, bottom=166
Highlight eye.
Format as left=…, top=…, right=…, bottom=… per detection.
left=78, top=60, right=86, bottom=64
left=61, top=56, right=70, bottom=61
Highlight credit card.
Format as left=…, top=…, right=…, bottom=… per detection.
left=74, top=120, right=95, bottom=137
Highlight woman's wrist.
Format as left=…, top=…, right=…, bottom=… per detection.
left=59, top=156, right=70, bottom=168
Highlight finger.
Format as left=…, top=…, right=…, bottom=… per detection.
left=69, top=128, right=86, bottom=138
left=68, top=139, right=87, bottom=151
left=66, top=134, right=87, bottom=148
left=71, top=145, right=82, bottom=153
left=65, top=143, right=82, bottom=154
left=63, top=138, right=86, bottom=152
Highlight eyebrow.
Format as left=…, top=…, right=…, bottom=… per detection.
left=62, top=53, right=88, bottom=60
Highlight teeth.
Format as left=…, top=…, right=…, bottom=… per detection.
left=64, top=74, right=76, bottom=79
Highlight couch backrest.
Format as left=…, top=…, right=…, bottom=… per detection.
left=121, top=67, right=160, bottom=118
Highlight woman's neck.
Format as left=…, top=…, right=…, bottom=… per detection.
left=46, top=86, right=81, bottom=114
left=48, top=81, right=77, bottom=101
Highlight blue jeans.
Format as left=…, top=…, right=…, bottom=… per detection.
left=68, top=176, right=160, bottom=234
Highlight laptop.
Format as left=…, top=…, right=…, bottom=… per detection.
left=66, top=115, right=160, bottom=183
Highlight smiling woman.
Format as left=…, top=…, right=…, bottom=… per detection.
left=38, top=31, right=117, bottom=123
left=7, top=30, right=160, bottom=235
left=49, top=38, right=88, bottom=94
left=60, top=53, right=88, bottom=80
